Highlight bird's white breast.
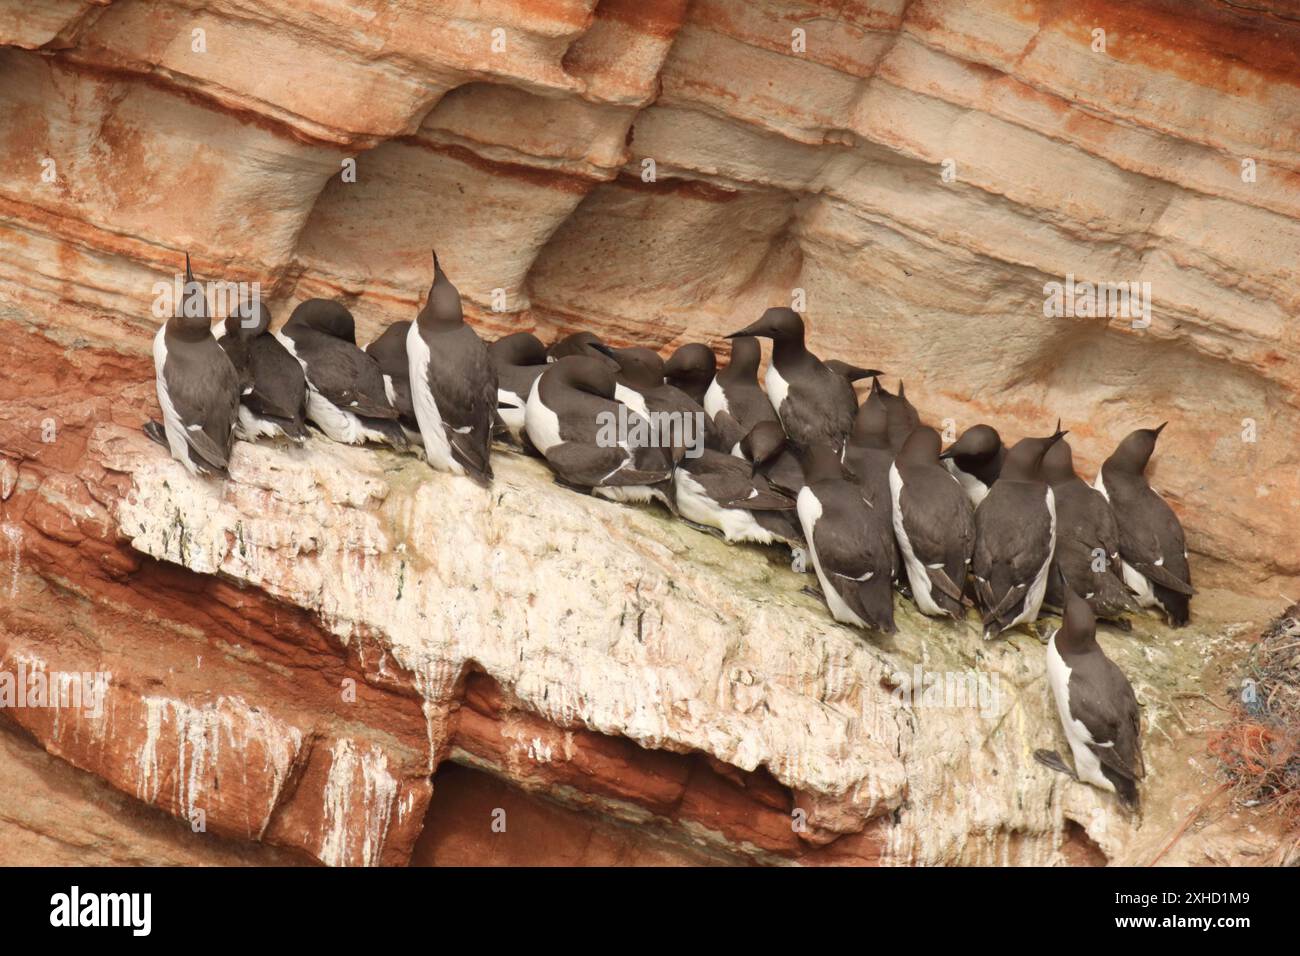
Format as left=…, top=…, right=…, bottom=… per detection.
left=944, top=458, right=989, bottom=507
left=1046, top=635, right=1114, bottom=793
left=497, top=387, right=526, bottom=438
left=614, top=383, right=650, bottom=420
left=524, top=375, right=562, bottom=454
left=406, top=322, right=459, bottom=472
left=795, top=487, right=867, bottom=628
left=152, top=325, right=197, bottom=473
left=765, top=362, right=790, bottom=417
left=703, top=376, right=728, bottom=420
left=1007, top=485, right=1057, bottom=629
left=890, top=463, right=943, bottom=616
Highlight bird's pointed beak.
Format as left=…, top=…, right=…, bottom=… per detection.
left=1049, top=429, right=1069, bottom=445
left=184, top=252, right=194, bottom=283
left=1153, top=421, right=1168, bottom=436
left=843, top=366, right=884, bottom=382
left=724, top=318, right=766, bottom=340
left=938, top=449, right=955, bottom=460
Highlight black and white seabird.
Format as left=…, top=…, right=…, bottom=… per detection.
left=524, top=355, right=673, bottom=501
left=741, top=419, right=803, bottom=499
left=871, top=378, right=920, bottom=453
left=277, top=299, right=407, bottom=449
left=1041, top=587, right=1145, bottom=811
left=591, top=344, right=719, bottom=455
left=940, top=424, right=1005, bottom=507
left=406, top=252, right=497, bottom=484
left=732, top=423, right=806, bottom=552
left=1094, top=424, right=1193, bottom=626
left=726, top=308, right=864, bottom=455
left=147, top=254, right=240, bottom=478
left=489, top=331, right=549, bottom=446
left=664, top=343, right=716, bottom=407
left=672, top=446, right=796, bottom=544
left=889, top=426, right=975, bottom=620
left=843, top=387, right=894, bottom=506
left=363, top=320, right=422, bottom=447
left=1040, top=438, right=1136, bottom=623
left=704, top=335, right=780, bottom=455
left=795, top=442, right=896, bottom=633
left=216, top=301, right=308, bottom=443
left=972, top=428, right=1068, bottom=639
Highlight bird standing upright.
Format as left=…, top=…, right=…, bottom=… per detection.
left=1039, top=438, right=1135, bottom=624
left=704, top=334, right=780, bottom=454
left=972, top=427, right=1068, bottom=639
left=890, top=426, right=975, bottom=620
left=148, top=254, right=240, bottom=478
left=407, top=251, right=497, bottom=484
left=795, top=442, right=897, bottom=634
left=1094, top=424, right=1193, bottom=626
left=726, top=308, right=861, bottom=455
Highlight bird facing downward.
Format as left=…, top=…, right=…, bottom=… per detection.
left=1045, top=585, right=1145, bottom=811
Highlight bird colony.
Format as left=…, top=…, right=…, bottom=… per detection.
left=152, top=252, right=1195, bottom=814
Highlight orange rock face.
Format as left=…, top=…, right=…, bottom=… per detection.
left=0, top=1, right=1296, bottom=865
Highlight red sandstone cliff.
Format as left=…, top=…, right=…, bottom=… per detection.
left=1, top=0, right=1297, bottom=866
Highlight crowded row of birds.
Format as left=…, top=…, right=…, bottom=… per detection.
left=151, top=251, right=1196, bottom=811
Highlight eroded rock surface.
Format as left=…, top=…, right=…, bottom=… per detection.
left=0, top=0, right=1296, bottom=864
left=0, top=321, right=1281, bottom=865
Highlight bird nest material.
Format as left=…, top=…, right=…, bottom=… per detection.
left=1209, top=602, right=1300, bottom=823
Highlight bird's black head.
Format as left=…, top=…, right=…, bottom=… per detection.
left=664, top=343, right=716, bottom=385
left=591, top=344, right=664, bottom=390
left=1039, top=435, right=1078, bottom=485
left=225, top=300, right=272, bottom=341
left=791, top=440, right=844, bottom=485
left=365, top=320, right=412, bottom=374
left=173, top=252, right=210, bottom=333
left=1057, top=583, right=1098, bottom=653
left=420, top=249, right=463, bottom=325
left=551, top=354, right=619, bottom=401
left=849, top=388, right=890, bottom=450
left=897, top=425, right=943, bottom=466
left=547, top=330, right=608, bottom=363
left=940, top=424, right=1003, bottom=464
left=741, top=420, right=788, bottom=467
left=1001, top=426, right=1068, bottom=481
left=490, top=331, right=547, bottom=367
left=725, top=307, right=804, bottom=344
left=1105, top=423, right=1167, bottom=476
left=287, top=299, right=358, bottom=343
